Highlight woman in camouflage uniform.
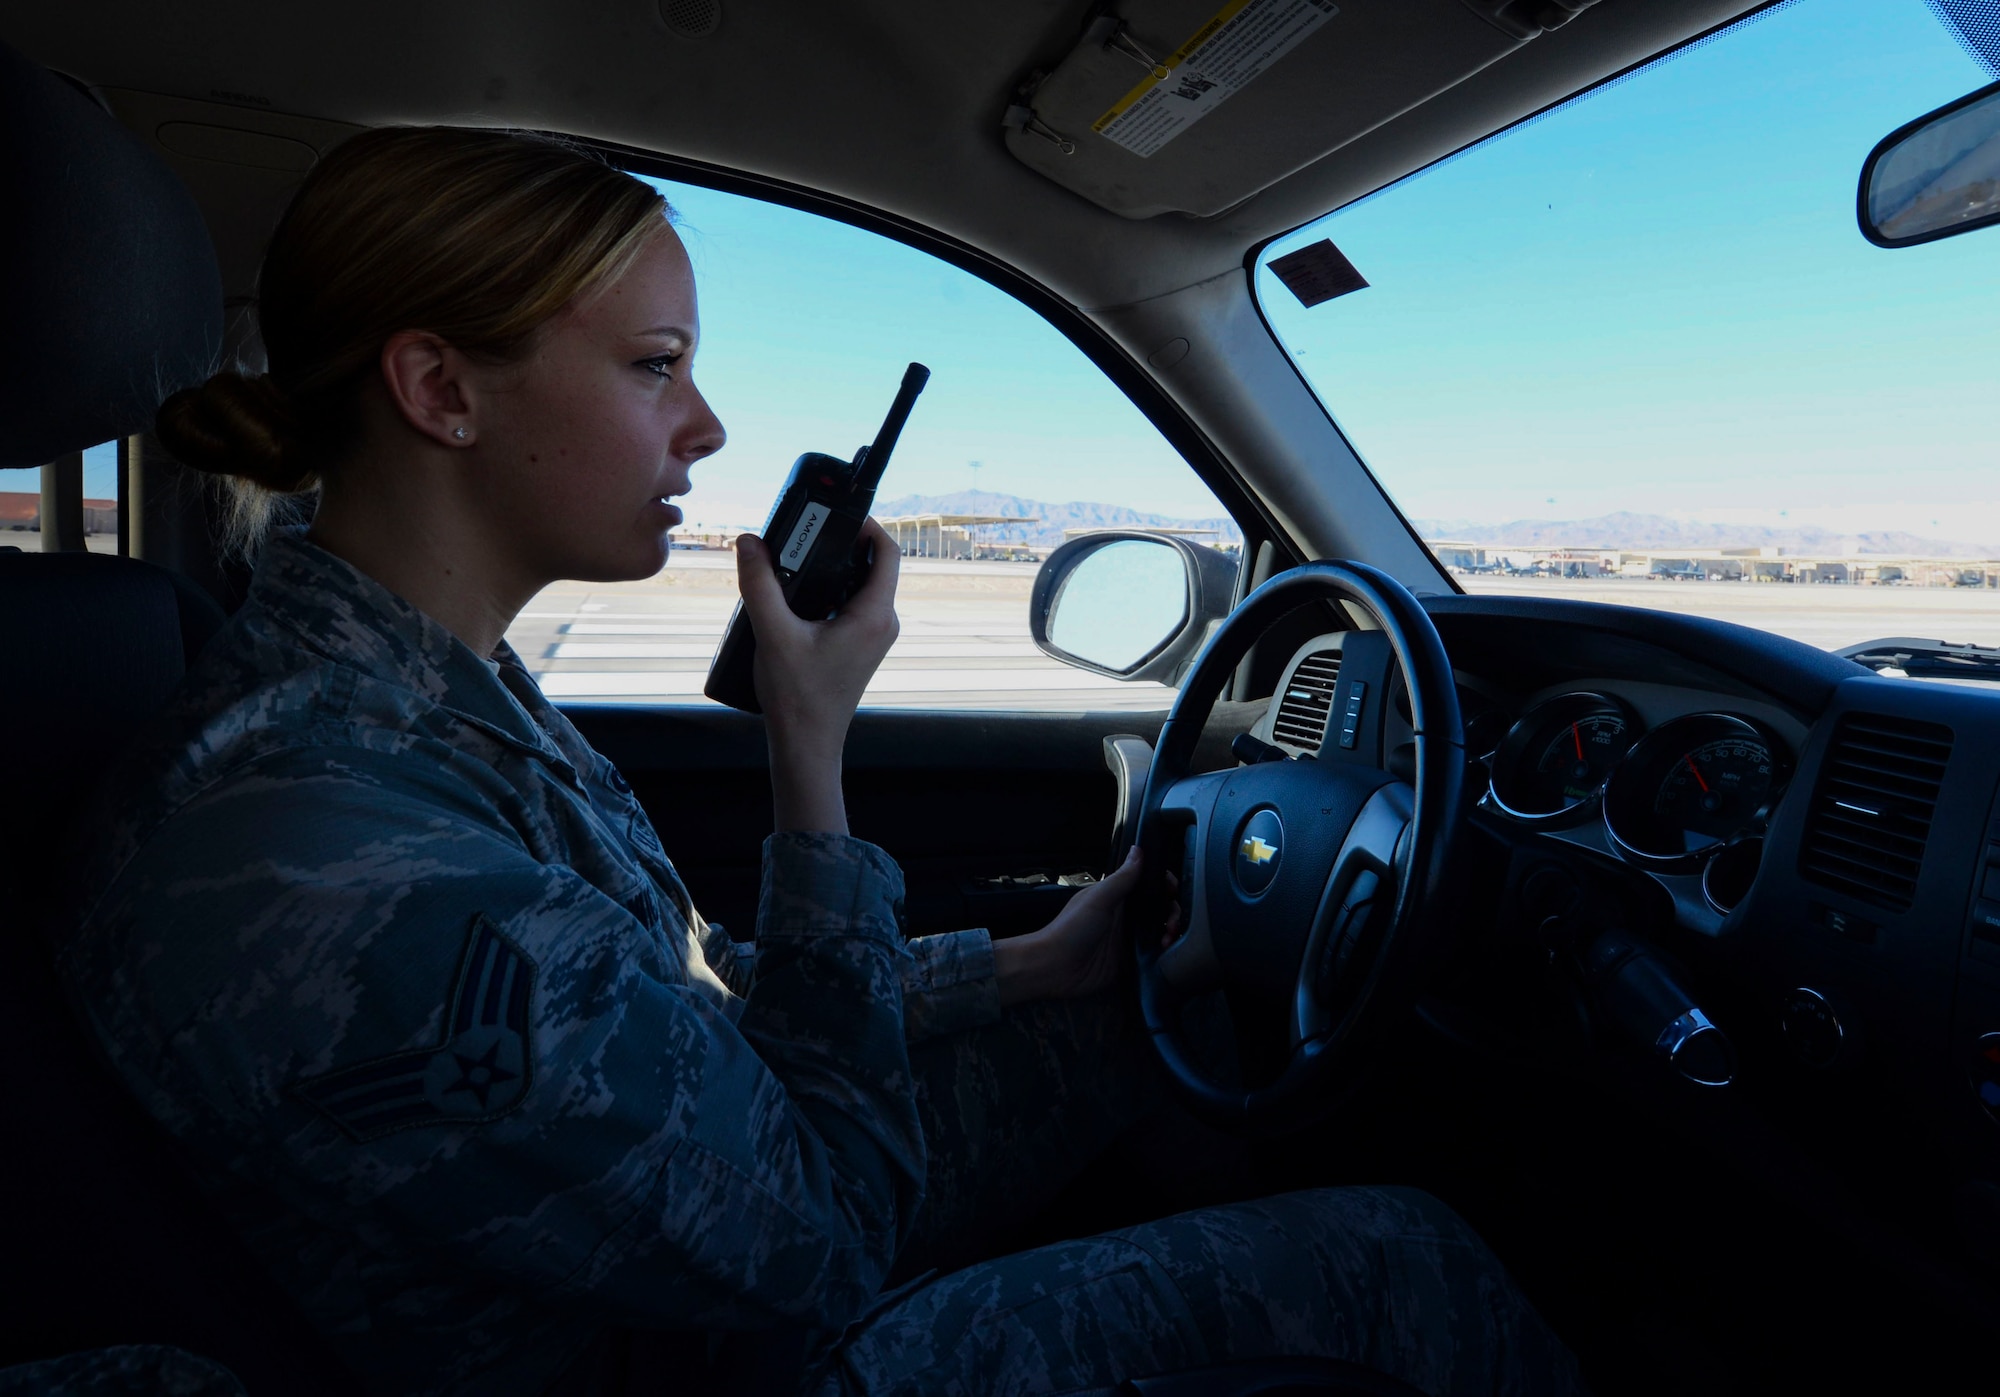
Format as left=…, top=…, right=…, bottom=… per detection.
left=60, top=127, right=1582, bottom=1396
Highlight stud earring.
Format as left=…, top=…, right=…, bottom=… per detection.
left=453, top=427, right=469, bottom=441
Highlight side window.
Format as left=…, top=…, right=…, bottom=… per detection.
left=0, top=442, right=123, bottom=554
left=506, top=176, right=1240, bottom=712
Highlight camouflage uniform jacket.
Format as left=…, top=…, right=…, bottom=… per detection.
left=57, top=529, right=1002, bottom=1395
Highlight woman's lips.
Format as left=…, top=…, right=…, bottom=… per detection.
left=648, top=497, right=684, bottom=527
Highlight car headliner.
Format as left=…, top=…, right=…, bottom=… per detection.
left=11, top=0, right=1768, bottom=313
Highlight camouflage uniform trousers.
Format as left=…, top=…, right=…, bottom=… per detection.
left=0, top=1346, right=244, bottom=1396
left=809, top=990, right=1585, bottom=1397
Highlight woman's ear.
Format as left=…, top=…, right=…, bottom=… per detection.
left=379, top=330, right=477, bottom=448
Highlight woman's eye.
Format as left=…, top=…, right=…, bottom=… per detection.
left=637, top=354, right=681, bottom=379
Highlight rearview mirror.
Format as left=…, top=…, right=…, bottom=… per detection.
left=1859, top=79, right=2000, bottom=247
left=1030, top=531, right=1238, bottom=684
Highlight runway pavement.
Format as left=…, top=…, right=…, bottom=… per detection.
left=508, top=556, right=2000, bottom=710
left=26, top=532, right=1994, bottom=707
left=507, top=552, right=1179, bottom=711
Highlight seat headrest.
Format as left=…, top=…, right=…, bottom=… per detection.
left=0, top=548, right=226, bottom=946
left=0, top=40, right=224, bottom=469
left=0, top=549, right=225, bottom=773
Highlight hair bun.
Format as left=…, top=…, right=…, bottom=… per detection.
left=156, top=371, right=313, bottom=493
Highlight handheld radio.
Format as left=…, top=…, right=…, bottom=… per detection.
left=703, top=362, right=931, bottom=712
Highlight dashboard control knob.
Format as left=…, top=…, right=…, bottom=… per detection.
left=1583, top=929, right=1736, bottom=1087
left=1657, top=1007, right=1736, bottom=1087
left=1780, top=987, right=1847, bottom=1069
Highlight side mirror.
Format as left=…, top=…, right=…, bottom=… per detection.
left=1029, top=531, right=1238, bottom=684
left=1859, top=79, right=2000, bottom=248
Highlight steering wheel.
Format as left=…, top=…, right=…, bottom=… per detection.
left=1132, top=561, right=1464, bottom=1134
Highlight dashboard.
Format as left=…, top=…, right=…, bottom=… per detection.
left=1245, top=590, right=2000, bottom=1280
left=1248, top=609, right=1819, bottom=943
left=1479, top=683, right=1800, bottom=926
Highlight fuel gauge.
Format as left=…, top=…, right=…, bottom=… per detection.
left=1533, top=712, right=1632, bottom=807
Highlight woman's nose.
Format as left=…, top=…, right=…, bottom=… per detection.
left=680, top=385, right=726, bottom=462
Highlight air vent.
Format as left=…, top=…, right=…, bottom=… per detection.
left=1272, top=650, right=1342, bottom=752
left=1799, top=712, right=1954, bottom=910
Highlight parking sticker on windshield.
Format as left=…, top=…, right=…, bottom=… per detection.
left=1268, top=238, right=1368, bottom=307
left=1093, top=0, right=1339, bottom=159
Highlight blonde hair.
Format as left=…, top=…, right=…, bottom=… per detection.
left=157, top=126, right=671, bottom=547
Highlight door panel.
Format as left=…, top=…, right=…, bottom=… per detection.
left=566, top=703, right=1256, bottom=938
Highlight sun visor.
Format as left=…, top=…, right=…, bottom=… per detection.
left=1003, top=0, right=1596, bottom=219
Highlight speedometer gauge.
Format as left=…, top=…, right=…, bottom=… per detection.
left=1604, top=714, right=1790, bottom=865
left=1489, top=692, right=1639, bottom=822
left=1655, top=737, right=1776, bottom=842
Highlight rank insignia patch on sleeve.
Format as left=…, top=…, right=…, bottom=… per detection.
left=295, top=916, right=536, bottom=1140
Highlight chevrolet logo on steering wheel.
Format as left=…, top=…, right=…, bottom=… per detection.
left=1234, top=809, right=1284, bottom=895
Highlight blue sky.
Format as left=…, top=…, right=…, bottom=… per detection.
left=0, top=442, right=119, bottom=501
left=1258, top=0, right=2000, bottom=538
left=645, top=180, right=1225, bottom=529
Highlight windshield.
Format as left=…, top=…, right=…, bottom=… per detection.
left=1256, top=0, right=2000, bottom=655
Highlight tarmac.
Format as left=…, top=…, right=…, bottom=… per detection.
left=508, top=552, right=1179, bottom=712
left=23, top=535, right=1996, bottom=708
left=507, top=554, right=2000, bottom=710
left=1457, top=574, right=2000, bottom=652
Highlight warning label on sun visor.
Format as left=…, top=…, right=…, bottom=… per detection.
left=1093, top=0, right=1339, bottom=158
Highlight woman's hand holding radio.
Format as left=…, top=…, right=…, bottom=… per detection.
left=736, top=518, right=901, bottom=836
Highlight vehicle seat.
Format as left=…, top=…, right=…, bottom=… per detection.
left=0, top=36, right=356, bottom=1393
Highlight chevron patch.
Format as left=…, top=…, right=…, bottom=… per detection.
left=295, top=916, right=535, bottom=1141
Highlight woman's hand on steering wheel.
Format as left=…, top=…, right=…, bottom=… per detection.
left=1129, top=560, right=1464, bottom=1133
left=736, top=518, right=901, bottom=835
left=994, top=847, right=1182, bottom=1007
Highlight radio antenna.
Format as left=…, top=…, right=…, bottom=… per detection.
left=852, top=362, right=930, bottom=496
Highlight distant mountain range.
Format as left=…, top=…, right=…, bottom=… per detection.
left=863, top=499, right=1997, bottom=558
left=1411, top=511, right=2000, bottom=558
left=873, top=490, right=1243, bottom=548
